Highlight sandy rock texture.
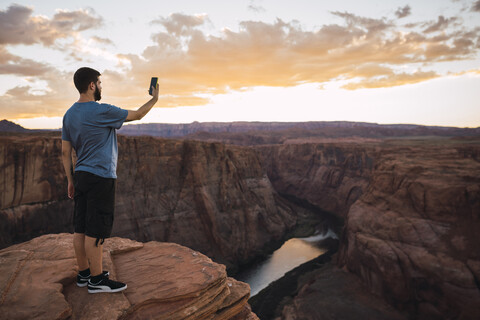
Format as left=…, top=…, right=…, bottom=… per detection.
left=257, top=143, right=377, bottom=218
left=337, top=142, right=480, bottom=319
left=114, top=137, right=297, bottom=270
left=0, top=135, right=298, bottom=271
left=0, top=135, right=72, bottom=247
left=0, top=233, right=258, bottom=320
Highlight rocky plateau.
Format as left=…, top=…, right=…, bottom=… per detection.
left=0, top=233, right=258, bottom=320
left=1, top=123, right=480, bottom=319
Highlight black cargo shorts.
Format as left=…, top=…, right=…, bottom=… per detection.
left=74, top=171, right=115, bottom=245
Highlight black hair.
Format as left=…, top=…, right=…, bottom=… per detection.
left=73, top=67, right=101, bottom=94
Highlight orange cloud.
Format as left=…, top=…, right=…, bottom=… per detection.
left=1, top=7, right=480, bottom=119
left=0, top=4, right=103, bottom=46
left=118, top=12, right=479, bottom=103
left=342, top=71, right=439, bottom=90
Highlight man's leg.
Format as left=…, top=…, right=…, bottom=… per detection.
left=85, top=235, right=103, bottom=276
left=73, top=232, right=89, bottom=271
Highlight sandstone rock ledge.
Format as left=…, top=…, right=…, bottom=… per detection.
left=0, top=233, right=259, bottom=320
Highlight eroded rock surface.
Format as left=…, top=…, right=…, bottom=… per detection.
left=0, top=135, right=298, bottom=271
left=257, top=143, right=377, bottom=218
left=0, top=233, right=258, bottom=320
left=337, top=143, right=480, bottom=319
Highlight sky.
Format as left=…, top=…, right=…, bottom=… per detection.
left=1, top=0, right=480, bottom=129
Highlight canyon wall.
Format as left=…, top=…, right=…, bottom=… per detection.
left=0, top=135, right=72, bottom=246
left=250, top=140, right=480, bottom=319
left=118, top=121, right=480, bottom=139
left=113, top=137, right=297, bottom=269
left=0, top=134, right=298, bottom=271
left=336, top=143, right=480, bottom=318
left=2, top=131, right=480, bottom=318
left=256, top=143, right=377, bottom=219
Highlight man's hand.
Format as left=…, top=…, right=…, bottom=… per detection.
left=151, top=83, right=159, bottom=100
left=126, top=83, right=159, bottom=122
left=68, top=181, right=75, bottom=199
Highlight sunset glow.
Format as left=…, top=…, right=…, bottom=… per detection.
left=1, top=0, right=480, bottom=128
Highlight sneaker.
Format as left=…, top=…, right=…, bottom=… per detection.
left=77, top=270, right=110, bottom=287
left=87, top=275, right=127, bottom=294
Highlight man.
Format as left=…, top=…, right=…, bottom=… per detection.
left=62, top=67, right=159, bottom=293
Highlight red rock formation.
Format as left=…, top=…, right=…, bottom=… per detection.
left=256, top=143, right=377, bottom=218
left=279, top=264, right=406, bottom=320
left=3, top=131, right=480, bottom=319
left=0, top=135, right=72, bottom=246
left=0, top=233, right=259, bottom=320
left=0, top=135, right=298, bottom=271
left=114, top=137, right=297, bottom=269
left=337, top=143, right=480, bottom=318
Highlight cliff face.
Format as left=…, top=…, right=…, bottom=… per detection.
left=114, top=137, right=297, bottom=269
left=0, top=136, right=72, bottom=246
left=337, top=143, right=480, bottom=318
left=0, top=135, right=298, bottom=270
left=118, top=121, right=480, bottom=139
left=256, top=143, right=377, bottom=218
left=246, top=139, right=480, bottom=319
left=3, top=132, right=480, bottom=318
left=0, top=233, right=259, bottom=320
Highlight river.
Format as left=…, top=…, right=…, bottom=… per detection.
left=236, top=229, right=338, bottom=296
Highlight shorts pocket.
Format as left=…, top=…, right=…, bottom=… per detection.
left=100, top=211, right=114, bottom=227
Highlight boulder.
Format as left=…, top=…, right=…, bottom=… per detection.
left=0, top=233, right=258, bottom=320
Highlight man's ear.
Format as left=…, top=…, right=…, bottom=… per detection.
left=89, top=82, right=95, bottom=91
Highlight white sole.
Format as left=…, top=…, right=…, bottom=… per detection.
left=88, top=284, right=127, bottom=294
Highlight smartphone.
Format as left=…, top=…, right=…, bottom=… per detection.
left=149, top=77, right=158, bottom=95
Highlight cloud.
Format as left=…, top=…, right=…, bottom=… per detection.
left=331, top=11, right=393, bottom=34
left=0, top=68, right=75, bottom=119
left=91, top=36, right=115, bottom=46
left=114, top=11, right=479, bottom=105
left=2, top=8, right=480, bottom=119
left=395, top=5, right=411, bottom=18
left=0, top=4, right=103, bottom=118
left=151, top=13, right=209, bottom=36
left=0, top=4, right=105, bottom=83
left=248, top=5, right=266, bottom=13
left=472, top=0, right=480, bottom=12
left=0, top=47, right=51, bottom=76
left=247, top=0, right=266, bottom=13
left=423, top=15, right=457, bottom=33
left=0, top=4, right=103, bottom=46
left=342, top=70, right=439, bottom=90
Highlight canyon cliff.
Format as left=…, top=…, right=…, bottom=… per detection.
left=336, top=142, right=480, bottom=319
left=0, top=233, right=259, bottom=319
left=0, top=134, right=300, bottom=271
left=2, top=126, right=480, bottom=319
left=250, top=139, right=480, bottom=319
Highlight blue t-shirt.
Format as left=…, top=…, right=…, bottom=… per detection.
left=62, top=101, right=128, bottom=179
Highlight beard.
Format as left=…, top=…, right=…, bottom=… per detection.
left=94, top=84, right=102, bottom=101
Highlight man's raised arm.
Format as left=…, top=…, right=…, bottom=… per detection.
left=125, top=84, right=159, bottom=122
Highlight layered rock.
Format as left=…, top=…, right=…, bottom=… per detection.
left=337, top=143, right=480, bottom=318
left=114, top=137, right=297, bottom=270
left=279, top=264, right=406, bottom=320
left=118, top=121, right=480, bottom=139
left=3, top=130, right=480, bottom=319
left=0, top=135, right=72, bottom=246
left=0, top=135, right=298, bottom=271
left=256, top=143, right=377, bottom=218
left=0, top=233, right=259, bottom=320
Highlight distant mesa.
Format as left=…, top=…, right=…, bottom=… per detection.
left=119, top=121, right=480, bottom=140
left=0, top=119, right=29, bottom=133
